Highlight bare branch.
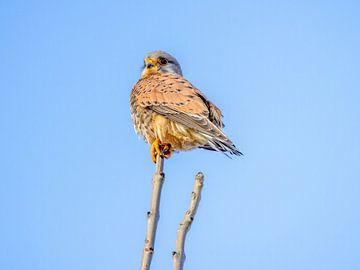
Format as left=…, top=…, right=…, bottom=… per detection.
left=140, top=155, right=165, bottom=270
left=173, top=172, right=204, bottom=270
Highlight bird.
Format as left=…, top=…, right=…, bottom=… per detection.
left=130, top=51, right=242, bottom=162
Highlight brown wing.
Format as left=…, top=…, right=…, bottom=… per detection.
left=131, top=73, right=224, bottom=135
left=131, top=73, right=242, bottom=155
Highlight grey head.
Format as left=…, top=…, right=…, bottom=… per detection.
left=141, top=51, right=183, bottom=78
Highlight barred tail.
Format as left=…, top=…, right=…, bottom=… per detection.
left=200, top=136, right=243, bottom=157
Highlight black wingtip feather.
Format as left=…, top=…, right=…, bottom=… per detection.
left=199, top=144, right=243, bottom=157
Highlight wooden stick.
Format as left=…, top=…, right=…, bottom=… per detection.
left=173, top=172, right=204, bottom=270
left=140, top=155, right=165, bottom=270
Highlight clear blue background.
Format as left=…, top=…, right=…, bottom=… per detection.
left=1, top=1, right=359, bottom=269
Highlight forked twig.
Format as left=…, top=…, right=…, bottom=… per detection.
left=140, top=155, right=165, bottom=270
left=172, top=172, right=204, bottom=270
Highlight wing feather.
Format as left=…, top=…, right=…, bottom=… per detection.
left=131, top=73, right=242, bottom=155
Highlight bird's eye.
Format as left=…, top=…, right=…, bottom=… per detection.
left=158, top=57, right=168, bottom=65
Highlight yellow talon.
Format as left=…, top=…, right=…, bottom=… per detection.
left=151, top=139, right=161, bottom=163
left=150, top=139, right=173, bottom=163
left=162, top=143, right=173, bottom=159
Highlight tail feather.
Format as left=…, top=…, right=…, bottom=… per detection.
left=200, top=137, right=243, bottom=156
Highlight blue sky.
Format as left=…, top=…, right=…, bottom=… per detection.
left=1, top=1, right=359, bottom=269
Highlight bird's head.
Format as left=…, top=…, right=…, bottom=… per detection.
left=141, top=51, right=183, bottom=78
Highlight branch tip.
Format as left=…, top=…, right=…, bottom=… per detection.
left=173, top=172, right=205, bottom=270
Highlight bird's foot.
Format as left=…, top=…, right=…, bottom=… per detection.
left=151, top=138, right=173, bottom=163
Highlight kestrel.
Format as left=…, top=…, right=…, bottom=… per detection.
left=130, top=51, right=242, bottom=162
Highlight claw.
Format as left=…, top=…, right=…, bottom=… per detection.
left=150, top=139, right=173, bottom=163
left=162, top=143, right=173, bottom=159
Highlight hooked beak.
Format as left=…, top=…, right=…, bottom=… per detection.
left=141, top=57, right=159, bottom=78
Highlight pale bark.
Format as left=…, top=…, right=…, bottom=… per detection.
left=172, top=172, right=204, bottom=270
left=140, top=155, right=165, bottom=270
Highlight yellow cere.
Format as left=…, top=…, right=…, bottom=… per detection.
left=141, top=57, right=159, bottom=78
